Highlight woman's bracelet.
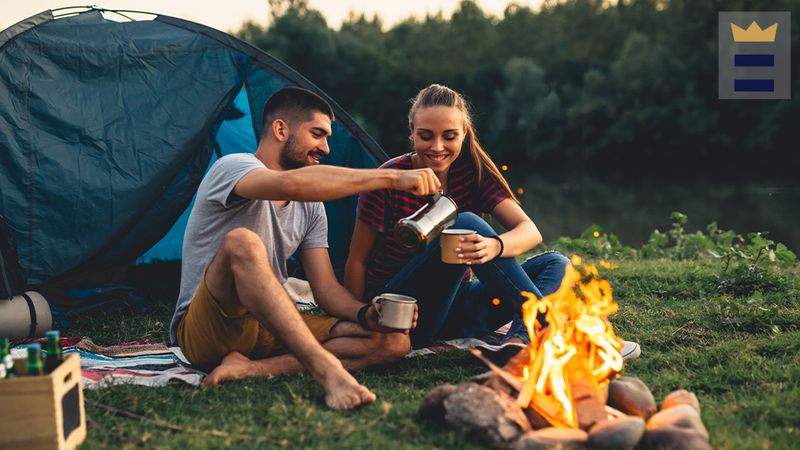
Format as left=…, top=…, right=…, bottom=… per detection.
left=487, top=235, right=505, bottom=260
left=357, top=304, right=372, bottom=331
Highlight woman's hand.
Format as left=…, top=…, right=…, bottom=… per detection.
left=453, top=234, right=502, bottom=265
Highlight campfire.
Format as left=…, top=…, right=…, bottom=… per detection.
left=516, top=257, right=622, bottom=430
left=419, top=258, right=711, bottom=449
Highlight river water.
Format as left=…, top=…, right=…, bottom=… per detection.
left=506, top=171, right=799, bottom=253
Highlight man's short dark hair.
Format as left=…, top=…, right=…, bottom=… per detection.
left=261, top=87, right=334, bottom=138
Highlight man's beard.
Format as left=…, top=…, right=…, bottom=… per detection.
left=279, top=135, right=307, bottom=170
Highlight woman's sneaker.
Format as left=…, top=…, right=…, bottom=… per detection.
left=475, top=341, right=526, bottom=366
left=477, top=339, right=640, bottom=366
left=621, top=340, right=641, bottom=361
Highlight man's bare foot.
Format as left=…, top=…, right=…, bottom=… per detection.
left=202, top=351, right=376, bottom=410
left=320, top=365, right=376, bottom=410
left=201, top=351, right=254, bottom=387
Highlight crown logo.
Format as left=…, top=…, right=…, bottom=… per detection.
left=730, top=21, right=778, bottom=42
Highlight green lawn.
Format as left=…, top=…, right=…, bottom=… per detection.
left=72, top=259, right=799, bottom=449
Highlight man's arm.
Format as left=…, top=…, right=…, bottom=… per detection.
left=301, top=247, right=366, bottom=322
left=301, top=248, right=412, bottom=333
left=344, top=219, right=378, bottom=301
left=234, top=165, right=440, bottom=201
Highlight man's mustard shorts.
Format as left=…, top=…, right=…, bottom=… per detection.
left=177, top=276, right=339, bottom=370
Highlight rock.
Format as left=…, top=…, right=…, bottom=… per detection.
left=485, top=372, right=520, bottom=397
left=661, top=389, right=700, bottom=414
left=607, top=377, right=657, bottom=420
left=639, top=404, right=712, bottom=450
left=638, top=426, right=712, bottom=450
left=587, top=416, right=645, bottom=450
left=515, top=427, right=589, bottom=450
left=646, top=404, right=708, bottom=440
left=418, top=384, right=457, bottom=423
left=444, top=383, right=531, bottom=446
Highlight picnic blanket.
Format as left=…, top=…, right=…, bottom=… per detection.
left=8, top=279, right=510, bottom=388
left=11, top=336, right=205, bottom=388
left=11, top=334, right=501, bottom=389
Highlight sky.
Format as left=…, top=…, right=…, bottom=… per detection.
left=2, top=0, right=544, bottom=33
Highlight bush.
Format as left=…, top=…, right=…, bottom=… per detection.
left=548, top=212, right=796, bottom=274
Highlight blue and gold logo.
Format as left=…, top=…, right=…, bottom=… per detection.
left=719, top=12, right=790, bottom=99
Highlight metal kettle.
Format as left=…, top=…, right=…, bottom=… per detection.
left=393, top=192, right=457, bottom=252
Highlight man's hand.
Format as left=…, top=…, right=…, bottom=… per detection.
left=392, top=168, right=441, bottom=196
left=366, top=303, right=418, bottom=334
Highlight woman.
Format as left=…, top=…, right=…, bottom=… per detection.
left=345, top=84, right=570, bottom=348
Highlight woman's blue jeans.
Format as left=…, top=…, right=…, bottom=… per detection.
left=381, top=212, right=570, bottom=348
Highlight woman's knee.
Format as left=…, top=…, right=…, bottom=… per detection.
left=523, top=251, right=571, bottom=273
left=542, top=251, right=571, bottom=267
left=452, top=212, right=495, bottom=235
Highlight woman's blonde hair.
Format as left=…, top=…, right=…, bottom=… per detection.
left=408, top=84, right=518, bottom=203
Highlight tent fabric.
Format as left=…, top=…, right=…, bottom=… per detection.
left=0, top=8, right=387, bottom=287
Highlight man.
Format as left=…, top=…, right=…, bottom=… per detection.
left=169, top=87, right=440, bottom=410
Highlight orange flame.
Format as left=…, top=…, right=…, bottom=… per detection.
left=517, top=260, right=623, bottom=428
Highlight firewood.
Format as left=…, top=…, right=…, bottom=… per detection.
left=524, top=405, right=552, bottom=430
left=502, top=342, right=533, bottom=378
left=485, top=373, right=517, bottom=397
left=469, top=348, right=522, bottom=391
left=566, top=354, right=607, bottom=431
left=526, top=392, right=569, bottom=429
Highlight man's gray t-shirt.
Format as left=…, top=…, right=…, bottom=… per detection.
left=168, top=153, right=328, bottom=344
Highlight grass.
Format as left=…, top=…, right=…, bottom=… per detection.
left=69, top=259, right=799, bottom=449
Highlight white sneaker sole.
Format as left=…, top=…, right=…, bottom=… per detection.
left=621, top=341, right=641, bottom=361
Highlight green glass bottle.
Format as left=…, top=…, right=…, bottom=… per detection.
left=26, top=343, right=44, bottom=377
left=0, top=337, right=12, bottom=379
left=44, top=330, right=63, bottom=373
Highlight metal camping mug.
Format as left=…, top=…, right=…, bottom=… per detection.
left=372, top=293, right=417, bottom=330
left=393, top=193, right=457, bottom=252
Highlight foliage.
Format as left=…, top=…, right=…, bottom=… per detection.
left=545, top=211, right=796, bottom=295
left=545, top=224, right=636, bottom=260
left=233, top=0, right=800, bottom=171
left=637, top=212, right=796, bottom=269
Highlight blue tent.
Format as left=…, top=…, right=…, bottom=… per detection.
left=0, top=7, right=387, bottom=287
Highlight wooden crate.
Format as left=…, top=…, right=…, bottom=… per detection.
left=0, top=354, right=86, bottom=450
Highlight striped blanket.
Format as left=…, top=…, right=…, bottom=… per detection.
left=11, top=334, right=499, bottom=389
left=11, top=337, right=205, bottom=389
left=9, top=278, right=509, bottom=388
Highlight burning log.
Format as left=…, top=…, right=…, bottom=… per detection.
left=523, top=393, right=564, bottom=430
left=502, top=342, right=533, bottom=378
left=469, top=348, right=523, bottom=394
left=565, top=355, right=609, bottom=431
